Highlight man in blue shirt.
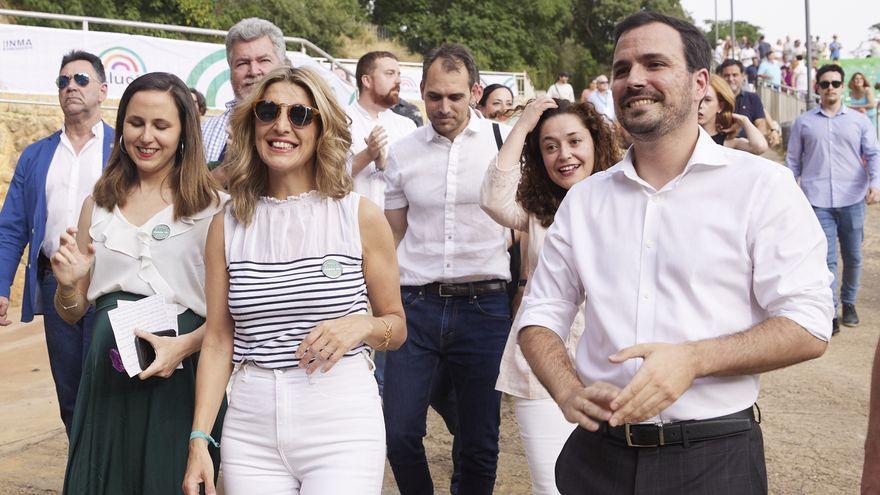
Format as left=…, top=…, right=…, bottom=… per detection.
left=757, top=52, right=783, bottom=87
left=829, top=35, right=842, bottom=62
left=786, top=64, right=880, bottom=335
left=717, top=59, right=782, bottom=146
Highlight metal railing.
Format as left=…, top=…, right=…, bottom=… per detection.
left=755, top=81, right=808, bottom=125
left=0, top=8, right=354, bottom=78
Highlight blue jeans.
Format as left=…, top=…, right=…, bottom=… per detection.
left=813, top=201, right=865, bottom=309
left=384, top=286, right=510, bottom=495
left=37, top=264, right=94, bottom=436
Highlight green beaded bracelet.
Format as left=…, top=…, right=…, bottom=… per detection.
left=190, top=430, right=219, bottom=448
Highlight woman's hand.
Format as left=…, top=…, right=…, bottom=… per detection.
left=136, top=330, right=194, bottom=379
left=182, top=441, right=216, bottom=495
left=513, top=96, right=558, bottom=134
left=51, top=227, right=95, bottom=289
left=295, top=314, right=373, bottom=374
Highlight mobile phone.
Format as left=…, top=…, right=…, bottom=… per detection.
left=135, top=329, right=177, bottom=370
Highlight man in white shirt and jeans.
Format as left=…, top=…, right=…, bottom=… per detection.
left=384, top=43, right=511, bottom=495
left=518, top=11, right=833, bottom=494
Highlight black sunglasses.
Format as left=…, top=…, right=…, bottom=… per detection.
left=817, top=80, right=843, bottom=90
left=56, top=73, right=91, bottom=90
left=253, top=100, right=320, bottom=128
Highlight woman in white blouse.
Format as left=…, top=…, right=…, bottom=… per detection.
left=480, top=95, right=620, bottom=495
left=182, top=67, right=405, bottom=494
left=50, top=72, right=225, bottom=494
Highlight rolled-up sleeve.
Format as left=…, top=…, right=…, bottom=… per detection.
left=516, top=195, right=585, bottom=341
left=383, top=144, right=408, bottom=210
left=748, top=168, right=834, bottom=341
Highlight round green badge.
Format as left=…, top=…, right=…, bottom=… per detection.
left=151, top=224, right=171, bottom=241
left=321, top=259, right=343, bottom=279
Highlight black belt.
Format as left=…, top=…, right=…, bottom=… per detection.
left=421, top=280, right=507, bottom=298
left=604, top=406, right=757, bottom=448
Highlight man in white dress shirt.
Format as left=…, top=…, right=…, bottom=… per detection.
left=0, top=51, right=113, bottom=435
left=518, top=11, right=833, bottom=494
left=347, top=51, right=417, bottom=210
left=547, top=71, right=576, bottom=102
left=346, top=51, right=417, bottom=397
left=383, top=43, right=511, bottom=495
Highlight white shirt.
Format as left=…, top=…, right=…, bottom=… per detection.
left=587, top=90, right=616, bottom=122
left=43, top=121, right=104, bottom=257
left=87, top=194, right=228, bottom=317
left=385, top=110, right=511, bottom=286
left=346, top=101, right=417, bottom=208
left=547, top=83, right=575, bottom=102
left=517, top=129, right=833, bottom=422
left=740, top=47, right=756, bottom=66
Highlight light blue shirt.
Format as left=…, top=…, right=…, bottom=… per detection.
left=757, top=61, right=782, bottom=87
left=785, top=105, right=880, bottom=208
left=587, top=90, right=615, bottom=122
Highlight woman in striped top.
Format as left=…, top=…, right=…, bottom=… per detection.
left=182, top=67, right=406, bottom=495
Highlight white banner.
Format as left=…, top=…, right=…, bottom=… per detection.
left=0, top=24, right=358, bottom=109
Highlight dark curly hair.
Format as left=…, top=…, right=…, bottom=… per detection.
left=517, top=99, right=621, bottom=227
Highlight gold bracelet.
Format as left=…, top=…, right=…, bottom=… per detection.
left=376, top=318, right=393, bottom=349
left=57, top=286, right=79, bottom=301
left=54, top=292, right=79, bottom=311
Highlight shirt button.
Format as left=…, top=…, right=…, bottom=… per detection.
left=445, top=263, right=451, bottom=268
left=447, top=235, right=452, bottom=240
left=646, top=242, right=653, bottom=249
left=643, top=293, right=650, bottom=300
left=651, top=196, right=660, bottom=203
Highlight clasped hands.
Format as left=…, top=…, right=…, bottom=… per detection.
left=559, top=342, right=698, bottom=431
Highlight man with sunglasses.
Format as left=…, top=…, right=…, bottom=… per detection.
left=786, top=64, right=880, bottom=336
left=0, top=50, right=112, bottom=435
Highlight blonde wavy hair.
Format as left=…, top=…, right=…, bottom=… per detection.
left=708, top=74, right=737, bottom=139
left=225, top=66, right=352, bottom=225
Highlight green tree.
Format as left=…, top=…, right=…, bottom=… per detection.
left=9, top=0, right=365, bottom=52
left=701, top=19, right=763, bottom=47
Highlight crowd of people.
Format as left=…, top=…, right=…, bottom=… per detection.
left=1, top=10, right=880, bottom=495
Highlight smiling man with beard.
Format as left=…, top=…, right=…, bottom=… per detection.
left=0, top=50, right=113, bottom=435
left=517, top=11, right=835, bottom=494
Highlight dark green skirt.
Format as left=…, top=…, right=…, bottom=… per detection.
left=63, top=291, right=225, bottom=495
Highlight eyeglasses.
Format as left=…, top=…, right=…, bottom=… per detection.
left=253, top=99, right=320, bottom=128
left=817, top=80, right=843, bottom=90
left=597, top=80, right=609, bottom=84
left=56, top=73, right=91, bottom=90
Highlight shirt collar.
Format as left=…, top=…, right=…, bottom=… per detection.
left=424, top=108, right=481, bottom=143
left=61, top=119, right=104, bottom=138
left=225, top=99, right=237, bottom=110
left=815, top=104, right=848, bottom=118
left=611, top=127, right=727, bottom=189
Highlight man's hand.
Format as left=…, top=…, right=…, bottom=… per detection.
left=867, top=188, right=880, bottom=205
left=607, top=342, right=698, bottom=426
left=365, top=126, right=388, bottom=164
left=0, top=296, right=10, bottom=326
left=558, top=381, right=620, bottom=431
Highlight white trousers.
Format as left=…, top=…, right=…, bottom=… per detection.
left=514, top=397, right=577, bottom=495
left=220, top=355, right=385, bottom=495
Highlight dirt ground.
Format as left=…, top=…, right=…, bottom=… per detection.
left=1, top=173, right=878, bottom=494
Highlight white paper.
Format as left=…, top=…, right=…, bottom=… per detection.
left=109, top=295, right=183, bottom=377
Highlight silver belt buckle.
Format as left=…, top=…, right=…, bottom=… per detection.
left=625, top=423, right=664, bottom=447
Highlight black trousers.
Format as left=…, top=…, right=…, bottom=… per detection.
left=555, top=419, right=768, bottom=495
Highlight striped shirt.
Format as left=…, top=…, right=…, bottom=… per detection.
left=225, top=192, right=369, bottom=368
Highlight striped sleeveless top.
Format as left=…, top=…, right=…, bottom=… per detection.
left=224, top=191, right=369, bottom=368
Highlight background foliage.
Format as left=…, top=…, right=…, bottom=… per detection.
left=7, top=0, right=708, bottom=89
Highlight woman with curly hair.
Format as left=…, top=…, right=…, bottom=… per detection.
left=479, top=95, right=619, bottom=494
left=182, top=67, right=406, bottom=494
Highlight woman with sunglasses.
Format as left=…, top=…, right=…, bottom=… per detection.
left=699, top=75, right=768, bottom=155
left=52, top=72, right=225, bottom=494
left=182, top=67, right=405, bottom=494
left=480, top=96, right=619, bottom=494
